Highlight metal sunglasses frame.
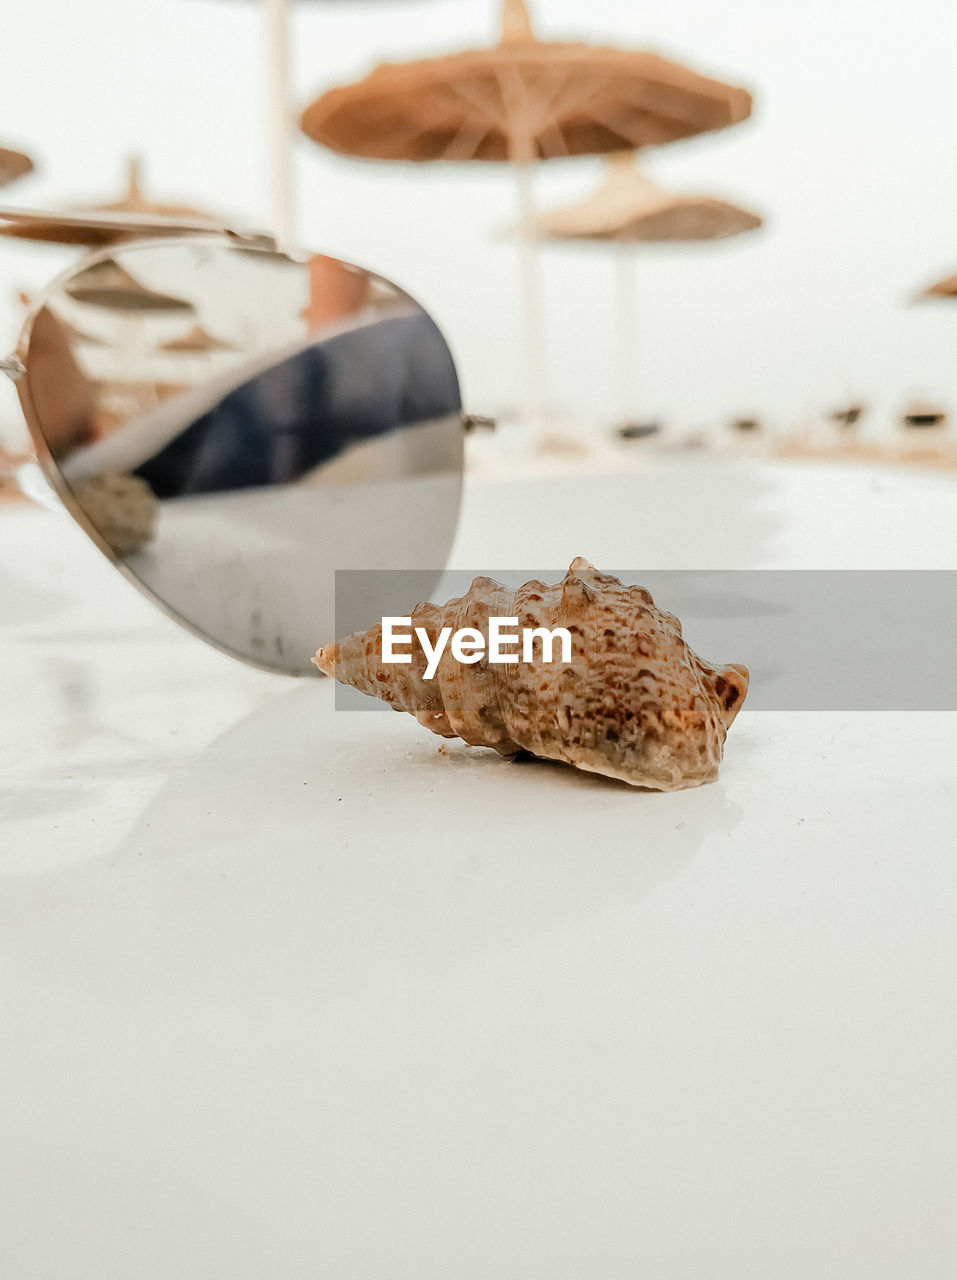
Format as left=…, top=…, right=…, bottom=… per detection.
left=0, top=211, right=492, bottom=669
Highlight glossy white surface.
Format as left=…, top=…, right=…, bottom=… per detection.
left=3, top=456, right=957, bottom=1279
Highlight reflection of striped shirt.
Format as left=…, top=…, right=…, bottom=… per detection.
left=119, top=310, right=461, bottom=497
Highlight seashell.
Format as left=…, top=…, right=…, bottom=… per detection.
left=313, top=558, right=748, bottom=791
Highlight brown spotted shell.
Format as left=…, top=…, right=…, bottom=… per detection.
left=313, top=558, right=748, bottom=791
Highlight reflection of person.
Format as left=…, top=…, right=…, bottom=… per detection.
left=21, top=305, right=157, bottom=552
left=132, top=309, right=461, bottom=498
left=26, top=306, right=98, bottom=458
left=303, top=255, right=371, bottom=330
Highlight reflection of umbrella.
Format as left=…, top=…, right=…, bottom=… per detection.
left=65, top=260, right=195, bottom=314
left=530, top=152, right=762, bottom=423
left=157, top=324, right=236, bottom=353
left=0, top=144, right=34, bottom=188
left=0, top=205, right=230, bottom=246
left=12, top=291, right=108, bottom=350
left=300, top=0, right=752, bottom=426
left=61, top=319, right=108, bottom=347
left=79, top=155, right=227, bottom=224
left=13, top=294, right=106, bottom=347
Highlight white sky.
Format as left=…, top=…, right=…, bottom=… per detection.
left=2, top=0, right=957, bottom=435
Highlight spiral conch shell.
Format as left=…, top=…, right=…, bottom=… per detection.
left=313, top=559, right=749, bottom=791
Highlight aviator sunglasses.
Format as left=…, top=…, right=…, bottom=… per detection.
left=0, top=208, right=485, bottom=674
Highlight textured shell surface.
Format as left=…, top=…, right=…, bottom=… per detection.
left=313, top=558, right=749, bottom=791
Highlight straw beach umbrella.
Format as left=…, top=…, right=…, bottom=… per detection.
left=300, top=0, right=752, bottom=427
left=0, top=207, right=232, bottom=247
left=80, top=156, right=228, bottom=225
left=530, top=152, right=762, bottom=424
left=0, top=145, right=34, bottom=188
left=534, top=153, right=762, bottom=243
left=0, top=158, right=231, bottom=247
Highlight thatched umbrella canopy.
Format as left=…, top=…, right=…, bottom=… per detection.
left=533, top=152, right=762, bottom=242
left=301, top=0, right=752, bottom=163
left=79, top=156, right=227, bottom=225
left=0, top=153, right=229, bottom=247
left=529, top=152, right=762, bottom=423
left=0, top=144, right=34, bottom=188
left=0, top=205, right=229, bottom=247
left=300, top=0, right=752, bottom=427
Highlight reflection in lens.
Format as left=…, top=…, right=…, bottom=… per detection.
left=65, top=259, right=195, bottom=313
left=157, top=325, right=235, bottom=355
left=24, top=238, right=464, bottom=674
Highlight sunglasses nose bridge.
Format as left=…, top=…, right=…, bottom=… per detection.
left=0, top=354, right=26, bottom=381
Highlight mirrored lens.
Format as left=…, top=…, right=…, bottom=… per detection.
left=21, top=237, right=464, bottom=673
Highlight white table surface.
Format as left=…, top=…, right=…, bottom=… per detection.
left=3, top=455, right=957, bottom=1279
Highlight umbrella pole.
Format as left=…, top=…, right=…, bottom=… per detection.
left=263, top=0, right=295, bottom=243
left=514, top=160, right=545, bottom=432
left=615, top=242, right=636, bottom=425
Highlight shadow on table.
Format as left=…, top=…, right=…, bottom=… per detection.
left=0, top=682, right=742, bottom=1004
left=0, top=562, right=67, bottom=626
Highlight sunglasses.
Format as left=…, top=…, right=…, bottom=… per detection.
left=1, top=210, right=482, bottom=675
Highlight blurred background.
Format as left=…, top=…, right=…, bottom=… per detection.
left=2, top=0, right=957, bottom=454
